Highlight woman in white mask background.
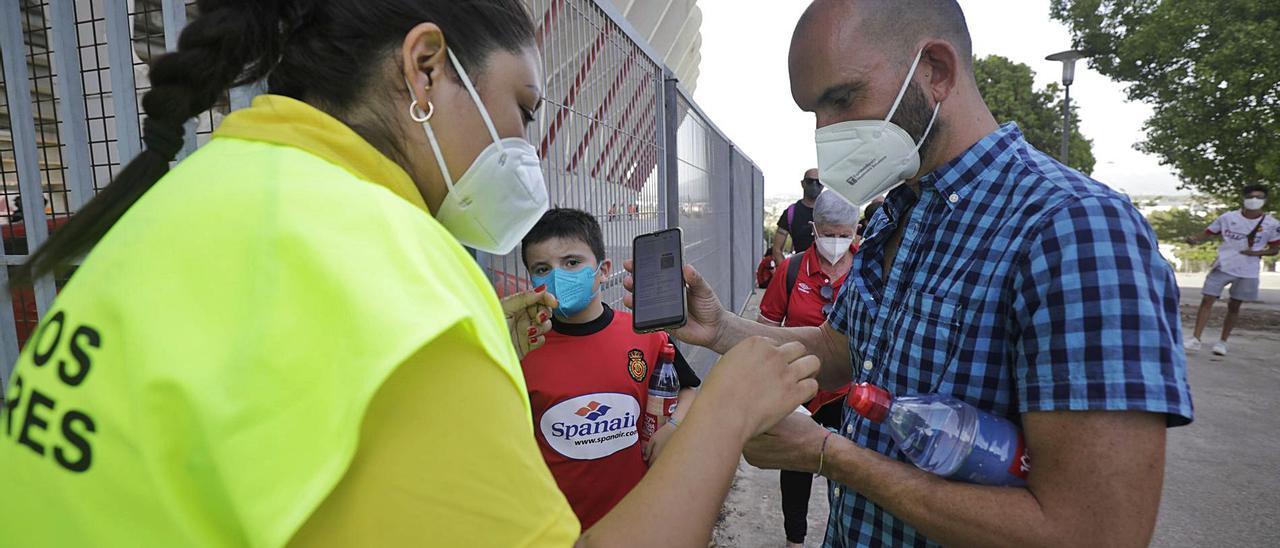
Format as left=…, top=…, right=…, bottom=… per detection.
left=756, top=191, right=859, bottom=548
left=1, top=1, right=819, bottom=546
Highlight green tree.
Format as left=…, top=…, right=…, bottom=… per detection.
left=1146, top=208, right=1214, bottom=241
left=1049, top=0, right=1280, bottom=207
left=1143, top=201, right=1233, bottom=271
left=974, top=55, right=1096, bottom=173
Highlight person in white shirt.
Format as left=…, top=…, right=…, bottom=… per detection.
left=1184, top=184, right=1280, bottom=355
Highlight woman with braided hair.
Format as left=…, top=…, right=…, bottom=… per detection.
left=0, top=1, right=820, bottom=545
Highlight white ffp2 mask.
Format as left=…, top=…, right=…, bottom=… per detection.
left=1244, top=197, right=1265, bottom=211
left=413, top=49, right=549, bottom=255
left=815, top=48, right=941, bottom=207
left=815, top=236, right=853, bottom=264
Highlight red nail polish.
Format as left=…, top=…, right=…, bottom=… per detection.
left=539, top=312, right=548, bottom=323
left=527, top=327, right=537, bottom=336
left=529, top=337, right=538, bottom=344
left=534, top=284, right=546, bottom=293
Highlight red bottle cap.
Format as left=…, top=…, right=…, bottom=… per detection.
left=660, top=343, right=676, bottom=361
left=846, top=383, right=892, bottom=422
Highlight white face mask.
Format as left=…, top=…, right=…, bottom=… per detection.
left=815, top=236, right=853, bottom=264
left=814, top=48, right=941, bottom=207
left=410, top=49, right=550, bottom=255
left=1244, top=197, right=1265, bottom=211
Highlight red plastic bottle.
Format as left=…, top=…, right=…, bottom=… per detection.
left=640, top=344, right=679, bottom=445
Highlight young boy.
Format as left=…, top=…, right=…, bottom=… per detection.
left=520, top=208, right=700, bottom=530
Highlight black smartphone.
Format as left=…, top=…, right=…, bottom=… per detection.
left=632, top=228, right=688, bottom=333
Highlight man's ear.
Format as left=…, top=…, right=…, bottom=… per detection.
left=919, top=39, right=961, bottom=105
left=598, top=259, right=612, bottom=279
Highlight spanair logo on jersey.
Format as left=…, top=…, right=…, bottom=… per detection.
left=540, top=393, right=640, bottom=460
left=627, top=349, right=648, bottom=382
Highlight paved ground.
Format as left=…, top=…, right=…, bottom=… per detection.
left=714, top=292, right=831, bottom=547
left=712, top=274, right=1280, bottom=547
left=1156, top=327, right=1280, bottom=547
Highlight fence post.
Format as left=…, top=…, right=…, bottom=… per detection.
left=1, top=0, right=59, bottom=320
left=104, top=0, right=142, bottom=164
left=727, top=146, right=739, bottom=312
left=662, top=75, right=680, bottom=230
left=49, top=0, right=97, bottom=213
left=654, top=67, right=669, bottom=229
left=755, top=168, right=764, bottom=257
left=0, top=236, right=18, bottom=390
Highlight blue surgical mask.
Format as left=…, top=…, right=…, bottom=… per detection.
left=532, top=265, right=600, bottom=318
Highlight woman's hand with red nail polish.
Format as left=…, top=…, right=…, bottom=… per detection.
left=501, top=288, right=558, bottom=360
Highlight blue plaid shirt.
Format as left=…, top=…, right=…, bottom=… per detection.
left=823, top=124, right=1193, bottom=547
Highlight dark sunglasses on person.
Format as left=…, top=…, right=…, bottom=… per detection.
left=802, top=177, right=821, bottom=185
left=821, top=281, right=835, bottom=316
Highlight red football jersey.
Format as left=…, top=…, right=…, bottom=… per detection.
left=521, top=305, right=673, bottom=530
left=759, top=246, right=853, bottom=412
left=759, top=246, right=851, bottom=328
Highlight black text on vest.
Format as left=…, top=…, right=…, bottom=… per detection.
left=2, top=311, right=100, bottom=473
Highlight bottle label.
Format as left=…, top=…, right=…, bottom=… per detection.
left=640, top=395, right=677, bottom=443
left=1007, top=435, right=1030, bottom=480
left=950, top=411, right=1029, bottom=487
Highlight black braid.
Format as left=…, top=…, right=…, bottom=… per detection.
left=140, top=117, right=185, bottom=161
left=140, top=1, right=293, bottom=156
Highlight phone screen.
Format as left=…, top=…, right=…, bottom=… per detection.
left=632, top=228, right=687, bottom=332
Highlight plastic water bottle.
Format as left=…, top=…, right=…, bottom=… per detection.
left=847, top=383, right=1030, bottom=486
left=640, top=344, right=680, bottom=446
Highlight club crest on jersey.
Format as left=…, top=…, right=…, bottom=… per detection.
left=627, top=349, right=648, bottom=382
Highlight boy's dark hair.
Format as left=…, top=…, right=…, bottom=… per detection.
left=521, top=208, right=606, bottom=266
left=1242, top=184, right=1268, bottom=196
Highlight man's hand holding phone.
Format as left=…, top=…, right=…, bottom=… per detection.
left=623, top=259, right=727, bottom=348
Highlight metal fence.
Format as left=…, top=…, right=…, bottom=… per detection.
left=0, top=0, right=764, bottom=380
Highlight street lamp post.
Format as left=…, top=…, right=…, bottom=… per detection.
left=1045, top=49, right=1085, bottom=164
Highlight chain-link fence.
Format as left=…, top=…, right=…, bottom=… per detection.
left=0, top=0, right=765, bottom=381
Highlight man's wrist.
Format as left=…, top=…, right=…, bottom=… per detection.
left=815, top=430, right=835, bottom=476
left=816, top=434, right=866, bottom=481
left=710, top=310, right=740, bottom=354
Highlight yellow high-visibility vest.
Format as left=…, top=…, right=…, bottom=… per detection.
left=0, top=95, right=565, bottom=546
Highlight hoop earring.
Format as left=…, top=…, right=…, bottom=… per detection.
left=409, top=97, right=434, bottom=122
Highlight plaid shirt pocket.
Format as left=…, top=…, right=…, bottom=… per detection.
left=876, top=290, right=965, bottom=395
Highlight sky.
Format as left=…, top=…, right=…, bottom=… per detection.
left=692, top=0, right=1189, bottom=199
